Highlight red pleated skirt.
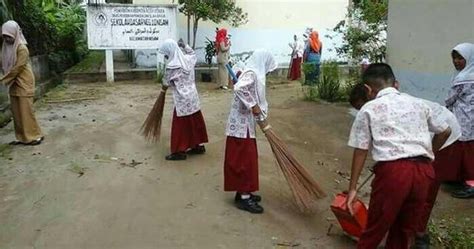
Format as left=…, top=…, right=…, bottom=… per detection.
left=433, top=141, right=474, bottom=182
left=289, top=57, right=302, bottom=80
left=171, top=109, right=208, bottom=153
left=224, top=135, right=259, bottom=192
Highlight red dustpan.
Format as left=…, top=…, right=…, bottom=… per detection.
left=330, top=172, right=373, bottom=239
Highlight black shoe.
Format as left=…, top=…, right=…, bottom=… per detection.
left=451, top=186, right=474, bottom=199
left=165, top=153, right=187, bottom=161
left=414, top=234, right=430, bottom=249
left=187, top=145, right=206, bottom=155
left=27, top=137, right=44, bottom=146
left=235, top=198, right=264, bottom=214
left=234, top=193, right=262, bottom=203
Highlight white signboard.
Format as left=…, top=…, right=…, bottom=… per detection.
left=87, top=4, right=177, bottom=49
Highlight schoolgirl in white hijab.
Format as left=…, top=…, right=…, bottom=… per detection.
left=224, top=49, right=277, bottom=214
left=445, top=42, right=474, bottom=199
left=158, top=39, right=208, bottom=161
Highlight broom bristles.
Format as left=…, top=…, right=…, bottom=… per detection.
left=140, top=91, right=166, bottom=142
left=259, top=121, right=326, bottom=213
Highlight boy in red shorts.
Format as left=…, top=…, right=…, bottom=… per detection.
left=346, top=63, right=451, bottom=249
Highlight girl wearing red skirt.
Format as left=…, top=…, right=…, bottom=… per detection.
left=444, top=43, right=474, bottom=198
left=160, top=39, right=208, bottom=161
left=224, top=50, right=277, bottom=214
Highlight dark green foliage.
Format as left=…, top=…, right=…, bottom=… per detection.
left=317, top=61, right=341, bottom=102
left=178, top=0, right=248, bottom=48
left=1, top=0, right=87, bottom=73
left=328, top=0, right=388, bottom=62
left=204, top=37, right=216, bottom=65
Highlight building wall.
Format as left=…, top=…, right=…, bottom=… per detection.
left=387, top=0, right=474, bottom=103
left=133, top=0, right=348, bottom=66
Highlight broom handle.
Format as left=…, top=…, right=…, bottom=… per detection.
left=357, top=171, right=374, bottom=192
left=257, top=119, right=271, bottom=132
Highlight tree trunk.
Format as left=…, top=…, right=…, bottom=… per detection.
left=192, top=17, right=199, bottom=49
left=186, top=15, right=191, bottom=44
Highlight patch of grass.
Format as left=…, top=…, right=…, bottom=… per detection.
left=302, top=86, right=319, bottom=102
left=429, top=217, right=474, bottom=248
left=67, top=51, right=104, bottom=73
left=42, top=83, right=109, bottom=103
left=0, top=111, right=11, bottom=126
left=43, top=84, right=69, bottom=101
left=0, top=144, right=12, bottom=159
left=0, top=93, right=8, bottom=105
left=68, top=162, right=86, bottom=177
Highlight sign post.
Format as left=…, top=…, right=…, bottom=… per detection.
left=105, top=50, right=114, bottom=82
left=86, top=4, right=178, bottom=82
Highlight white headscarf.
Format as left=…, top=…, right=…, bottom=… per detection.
left=452, top=43, right=474, bottom=86
left=159, top=39, right=192, bottom=73
left=242, top=49, right=278, bottom=118
left=2, top=20, right=27, bottom=74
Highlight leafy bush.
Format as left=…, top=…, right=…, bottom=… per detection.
left=302, top=63, right=317, bottom=85
left=341, top=67, right=361, bottom=101
left=2, top=1, right=87, bottom=73
left=317, top=61, right=342, bottom=102
left=10, top=0, right=56, bottom=56
left=302, top=61, right=347, bottom=102
left=204, top=37, right=216, bottom=65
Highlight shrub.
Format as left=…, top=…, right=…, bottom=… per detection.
left=3, top=1, right=87, bottom=73
left=204, top=37, right=216, bottom=65
left=341, top=67, right=361, bottom=101
left=317, top=61, right=342, bottom=102
left=302, top=62, right=317, bottom=85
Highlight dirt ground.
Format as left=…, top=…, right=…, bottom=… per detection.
left=0, top=81, right=471, bottom=249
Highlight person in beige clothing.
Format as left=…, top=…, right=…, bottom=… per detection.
left=1, top=20, right=43, bottom=146
left=216, top=28, right=231, bottom=90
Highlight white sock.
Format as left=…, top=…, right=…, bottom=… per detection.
left=241, top=194, right=251, bottom=200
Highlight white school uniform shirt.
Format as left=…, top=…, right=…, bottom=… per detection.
left=446, top=43, right=474, bottom=141
left=348, top=87, right=449, bottom=161
left=225, top=50, right=277, bottom=139
left=225, top=71, right=261, bottom=138
left=289, top=39, right=304, bottom=58
left=163, top=44, right=201, bottom=117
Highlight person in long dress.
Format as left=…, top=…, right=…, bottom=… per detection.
left=288, top=34, right=304, bottom=81
left=1, top=20, right=43, bottom=146
left=303, top=31, right=323, bottom=84
left=159, top=39, right=208, bottom=161
left=224, top=50, right=277, bottom=214
left=216, top=28, right=231, bottom=90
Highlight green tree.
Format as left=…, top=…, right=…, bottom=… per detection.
left=178, top=0, right=248, bottom=48
left=328, top=0, right=388, bottom=63
left=0, top=0, right=12, bottom=24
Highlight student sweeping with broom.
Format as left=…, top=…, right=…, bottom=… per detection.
left=142, top=39, right=208, bottom=161
left=224, top=49, right=277, bottom=213
left=224, top=49, right=326, bottom=214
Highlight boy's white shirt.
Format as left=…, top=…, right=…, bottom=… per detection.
left=350, top=93, right=461, bottom=151
left=348, top=87, right=450, bottom=162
